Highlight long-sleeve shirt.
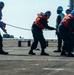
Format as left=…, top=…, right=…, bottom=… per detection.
left=56, top=13, right=65, bottom=29
left=0, top=11, right=4, bottom=30
left=33, top=17, right=55, bottom=30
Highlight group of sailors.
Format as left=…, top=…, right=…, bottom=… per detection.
left=0, top=1, right=74, bottom=57
left=29, top=6, right=74, bottom=57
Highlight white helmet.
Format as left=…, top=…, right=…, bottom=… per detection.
left=57, top=6, right=63, bottom=11
left=0, top=1, right=4, bottom=8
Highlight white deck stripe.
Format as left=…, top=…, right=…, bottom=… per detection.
left=42, top=68, right=64, bottom=71
left=42, top=68, right=73, bottom=71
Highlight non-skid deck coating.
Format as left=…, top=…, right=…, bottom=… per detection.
left=0, top=46, right=74, bottom=75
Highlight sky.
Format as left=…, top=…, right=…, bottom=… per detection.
left=1, top=0, right=69, bottom=39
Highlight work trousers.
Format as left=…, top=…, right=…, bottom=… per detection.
left=56, top=32, right=62, bottom=50
left=0, top=35, right=3, bottom=50
left=31, top=26, right=46, bottom=52
left=58, top=24, right=73, bottom=54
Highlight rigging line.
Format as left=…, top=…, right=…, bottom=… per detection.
left=6, top=23, right=31, bottom=31
left=5, top=23, right=49, bottom=31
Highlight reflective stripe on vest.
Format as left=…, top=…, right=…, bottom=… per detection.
left=62, top=14, right=72, bottom=31
left=34, top=16, right=47, bottom=29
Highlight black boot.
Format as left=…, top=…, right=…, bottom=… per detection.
left=67, top=47, right=74, bottom=57
left=0, top=50, right=8, bottom=55
left=54, top=49, right=61, bottom=52
left=41, top=49, right=49, bottom=56
left=60, top=49, right=67, bottom=56
left=41, top=52, right=49, bottom=56
left=61, top=52, right=67, bottom=56
left=67, top=53, right=74, bottom=57
left=29, top=50, right=36, bottom=55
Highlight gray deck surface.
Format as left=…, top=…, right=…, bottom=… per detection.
left=0, top=46, right=74, bottom=75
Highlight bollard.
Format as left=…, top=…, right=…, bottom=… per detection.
left=28, top=40, right=31, bottom=46
left=18, top=41, right=21, bottom=47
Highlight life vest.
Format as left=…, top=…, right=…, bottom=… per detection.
left=62, top=14, right=73, bottom=31
left=34, top=15, right=47, bottom=29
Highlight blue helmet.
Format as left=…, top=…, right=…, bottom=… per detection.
left=66, top=9, right=71, bottom=14
left=0, top=1, right=4, bottom=8
left=44, top=11, right=51, bottom=16
left=57, top=6, right=63, bottom=11
left=71, top=10, right=74, bottom=16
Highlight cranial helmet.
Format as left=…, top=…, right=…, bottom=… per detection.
left=44, top=11, right=51, bottom=16
left=57, top=6, right=63, bottom=11
left=0, top=1, right=4, bottom=8
left=71, top=10, right=74, bottom=16
left=66, top=9, right=71, bottom=14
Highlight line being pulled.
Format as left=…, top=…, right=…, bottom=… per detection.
left=6, top=23, right=31, bottom=31
left=6, top=23, right=49, bottom=31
